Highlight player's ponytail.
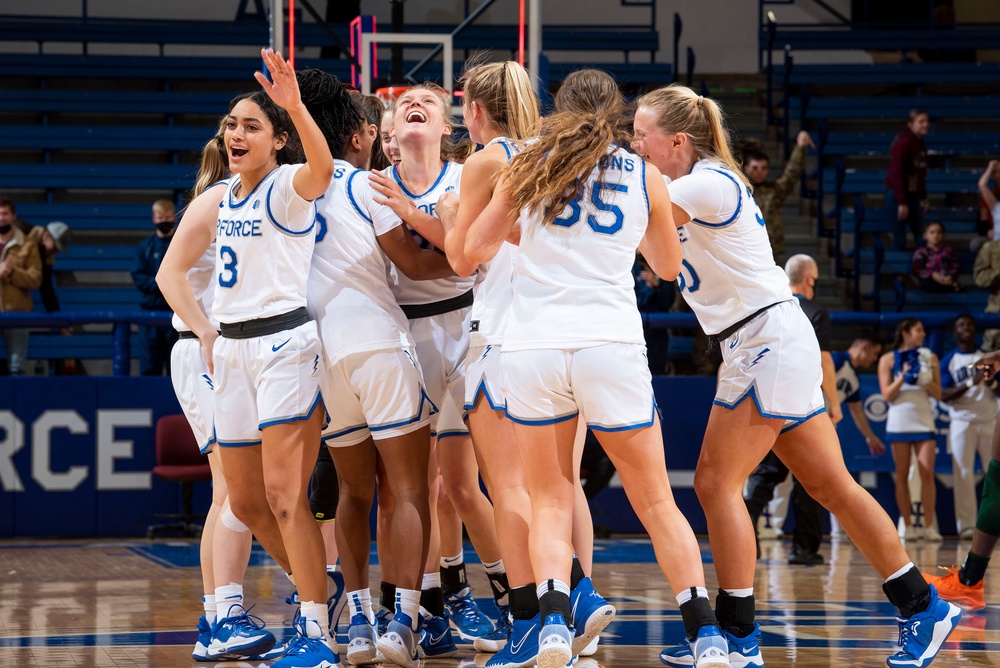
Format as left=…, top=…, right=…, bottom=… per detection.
left=637, top=84, right=750, bottom=191
left=192, top=117, right=229, bottom=199
left=461, top=59, right=540, bottom=142
left=501, top=69, right=626, bottom=226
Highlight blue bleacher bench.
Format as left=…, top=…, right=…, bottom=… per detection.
left=776, top=62, right=1000, bottom=86
left=54, top=246, right=137, bottom=273
left=15, top=204, right=156, bottom=231
left=766, top=26, right=1000, bottom=53
left=0, top=125, right=217, bottom=152
left=822, top=131, right=1000, bottom=157
left=0, top=330, right=143, bottom=362
left=824, top=168, right=981, bottom=195
left=790, top=96, right=1000, bottom=122
left=0, top=163, right=196, bottom=190
left=0, top=89, right=235, bottom=116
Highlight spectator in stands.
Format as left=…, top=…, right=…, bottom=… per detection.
left=27, top=222, right=70, bottom=313
left=940, top=314, right=998, bottom=539
left=973, top=224, right=1000, bottom=351
left=741, top=130, right=814, bottom=264
left=744, top=254, right=830, bottom=565
left=633, top=253, right=675, bottom=374
left=886, top=109, right=930, bottom=250
left=877, top=318, right=943, bottom=541
left=911, top=221, right=960, bottom=292
left=131, top=199, right=177, bottom=375
left=0, top=196, right=42, bottom=375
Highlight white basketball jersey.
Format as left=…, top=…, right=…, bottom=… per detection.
left=940, top=348, right=999, bottom=423
left=667, top=159, right=793, bottom=336
left=212, top=164, right=316, bottom=324
left=308, top=160, right=413, bottom=364
left=173, top=180, right=228, bottom=333
left=470, top=137, right=520, bottom=347
left=382, top=161, right=475, bottom=305
left=504, top=146, right=648, bottom=350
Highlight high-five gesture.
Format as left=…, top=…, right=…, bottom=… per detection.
left=255, top=48, right=302, bottom=112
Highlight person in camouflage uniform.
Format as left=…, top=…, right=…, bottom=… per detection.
left=974, top=238, right=1000, bottom=350
left=742, top=130, right=814, bottom=265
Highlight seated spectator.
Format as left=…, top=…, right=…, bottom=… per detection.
left=741, top=130, right=814, bottom=265
left=885, top=109, right=930, bottom=250
left=911, top=221, right=960, bottom=292
left=633, top=254, right=675, bottom=374
left=0, top=196, right=42, bottom=375
left=27, top=222, right=70, bottom=313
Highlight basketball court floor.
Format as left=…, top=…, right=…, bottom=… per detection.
left=0, top=537, right=996, bottom=667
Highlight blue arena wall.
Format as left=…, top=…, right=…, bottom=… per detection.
left=0, top=375, right=973, bottom=538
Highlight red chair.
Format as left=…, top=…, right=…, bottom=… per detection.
left=146, top=414, right=212, bottom=538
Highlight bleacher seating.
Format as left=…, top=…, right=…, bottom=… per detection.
left=15, top=204, right=154, bottom=231
left=0, top=125, right=216, bottom=152
left=821, top=131, right=1000, bottom=158
left=0, top=89, right=233, bottom=116
left=776, top=62, right=1000, bottom=87
left=0, top=163, right=196, bottom=191
left=825, top=167, right=981, bottom=195
left=791, top=96, right=1000, bottom=123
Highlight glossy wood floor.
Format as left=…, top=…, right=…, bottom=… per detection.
left=0, top=536, right=996, bottom=667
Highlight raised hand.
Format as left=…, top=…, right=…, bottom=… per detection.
left=254, top=48, right=301, bottom=111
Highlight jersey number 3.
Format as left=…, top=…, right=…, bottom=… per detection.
left=219, top=245, right=238, bottom=288
left=553, top=181, right=627, bottom=234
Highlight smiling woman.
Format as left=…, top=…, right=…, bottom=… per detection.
left=155, top=47, right=339, bottom=668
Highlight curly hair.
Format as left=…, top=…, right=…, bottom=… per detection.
left=297, top=68, right=364, bottom=160
left=499, top=69, right=626, bottom=226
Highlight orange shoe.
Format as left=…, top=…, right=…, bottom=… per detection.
left=922, top=566, right=986, bottom=611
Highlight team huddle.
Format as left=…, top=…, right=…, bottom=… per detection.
left=156, top=49, right=966, bottom=668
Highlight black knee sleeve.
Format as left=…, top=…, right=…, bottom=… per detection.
left=309, top=445, right=339, bottom=521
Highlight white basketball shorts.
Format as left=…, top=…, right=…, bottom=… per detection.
left=464, top=344, right=506, bottom=412
left=410, top=307, right=471, bottom=439
left=715, top=299, right=825, bottom=431
left=321, top=347, right=435, bottom=447
left=213, top=320, right=325, bottom=446
left=170, top=336, right=216, bottom=454
left=501, top=343, right=657, bottom=431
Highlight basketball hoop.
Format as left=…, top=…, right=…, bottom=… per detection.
left=375, top=86, right=413, bottom=105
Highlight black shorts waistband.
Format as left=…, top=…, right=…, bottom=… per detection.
left=707, top=300, right=786, bottom=352
left=220, top=307, right=311, bottom=340
left=177, top=329, right=221, bottom=340
left=400, top=290, right=474, bottom=320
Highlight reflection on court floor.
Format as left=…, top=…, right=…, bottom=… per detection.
left=0, top=538, right=996, bottom=666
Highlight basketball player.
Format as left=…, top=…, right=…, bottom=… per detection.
left=632, top=83, right=961, bottom=668
left=463, top=69, right=732, bottom=668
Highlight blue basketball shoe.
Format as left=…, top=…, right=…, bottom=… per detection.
left=419, top=610, right=459, bottom=658
left=689, top=625, right=732, bottom=668
left=346, top=613, right=379, bottom=666
left=208, top=605, right=276, bottom=660
left=192, top=615, right=213, bottom=661
left=537, top=613, right=573, bottom=668
left=660, top=623, right=763, bottom=668
left=886, top=585, right=962, bottom=668
left=445, top=586, right=495, bottom=640
left=272, top=618, right=341, bottom=668
left=377, top=612, right=420, bottom=668
left=570, top=577, right=615, bottom=655
left=475, top=605, right=512, bottom=653
left=484, top=614, right=539, bottom=668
